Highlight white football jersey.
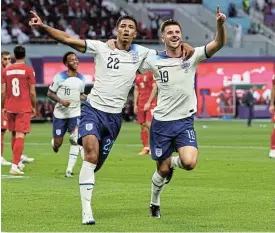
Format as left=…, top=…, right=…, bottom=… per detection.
left=139, top=46, right=208, bottom=121
left=49, top=71, right=85, bottom=119
left=85, top=40, right=156, bottom=113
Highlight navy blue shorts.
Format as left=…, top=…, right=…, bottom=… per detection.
left=78, top=101, right=122, bottom=171
left=52, top=115, right=79, bottom=137
left=150, top=115, right=197, bottom=161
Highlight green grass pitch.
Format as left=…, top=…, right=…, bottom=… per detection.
left=1, top=120, right=275, bottom=232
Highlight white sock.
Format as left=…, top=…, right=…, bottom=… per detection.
left=150, top=171, right=165, bottom=206
left=66, top=145, right=80, bottom=172
left=79, top=161, right=96, bottom=215
left=171, top=156, right=183, bottom=168
left=79, top=146, right=85, bottom=160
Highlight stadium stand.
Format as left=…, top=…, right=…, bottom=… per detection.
left=1, top=0, right=153, bottom=44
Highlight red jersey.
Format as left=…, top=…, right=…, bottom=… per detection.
left=2, top=63, right=35, bottom=113
left=135, top=72, right=157, bottom=108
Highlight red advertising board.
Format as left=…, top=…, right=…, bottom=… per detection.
left=196, top=62, right=275, bottom=117
left=43, top=62, right=95, bottom=85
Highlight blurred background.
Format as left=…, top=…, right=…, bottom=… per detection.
left=1, top=0, right=275, bottom=122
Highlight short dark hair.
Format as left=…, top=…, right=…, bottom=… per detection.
left=116, top=15, right=137, bottom=30
left=160, top=19, right=182, bottom=33
left=14, top=45, right=26, bottom=60
left=1, top=51, right=10, bottom=56
left=63, top=51, right=76, bottom=65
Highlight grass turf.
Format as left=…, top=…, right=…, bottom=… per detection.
left=1, top=120, right=275, bottom=232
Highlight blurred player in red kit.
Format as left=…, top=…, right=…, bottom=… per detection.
left=134, top=71, right=157, bottom=155
left=269, top=75, right=275, bottom=159
left=1, top=45, right=37, bottom=174
left=1, top=50, right=35, bottom=166
left=1, top=51, right=12, bottom=165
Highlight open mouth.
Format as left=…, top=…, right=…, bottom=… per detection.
left=170, top=38, right=180, bottom=42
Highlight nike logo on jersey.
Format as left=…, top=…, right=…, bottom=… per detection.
left=110, top=52, right=117, bottom=56
left=157, top=65, right=177, bottom=69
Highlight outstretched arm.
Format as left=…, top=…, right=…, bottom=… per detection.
left=205, top=5, right=227, bottom=57
left=182, top=43, right=195, bottom=60
left=29, top=11, right=86, bottom=52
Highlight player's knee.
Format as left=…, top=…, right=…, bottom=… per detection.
left=53, top=138, right=63, bottom=148
left=181, top=157, right=197, bottom=171
left=183, top=161, right=197, bottom=170
left=15, top=132, right=25, bottom=138
left=157, top=162, right=170, bottom=177
left=83, top=136, right=99, bottom=164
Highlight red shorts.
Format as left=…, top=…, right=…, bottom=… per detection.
left=1, top=112, right=8, bottom=130
left=137, top=108, right=154, bottom=124
left=7, top=112, right=31, bottom=133
left=272, top=112, right=275, bottom=123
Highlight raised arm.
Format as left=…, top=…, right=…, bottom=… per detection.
left=205, top=5, right=227, bottom=57
left=29, top=11, right=86, bottom=53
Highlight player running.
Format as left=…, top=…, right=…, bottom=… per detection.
left=29, top=12, right=194, bottom=224
left=134, top=71, right=157, bottom=155
left=1, top=46, right=37, bottom=175
left=268, top=75, right=275, bottom=159
left=138, top=6, right=227, bottom=218
left=47, top=52, right=87, bottom=177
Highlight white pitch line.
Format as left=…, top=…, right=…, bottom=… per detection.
left=1, top=175, right=29, bottom=179
left=4, top=142, right=268, bottom=150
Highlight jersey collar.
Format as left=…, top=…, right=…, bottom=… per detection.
left=158, top=50, right=182, bottom=59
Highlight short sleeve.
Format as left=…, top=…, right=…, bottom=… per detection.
left=80, top=81, right=85, bottom=93
left=48, top=74, right=60, bottom=93
left=85, top=40, right=104, bottom=56
left=137, top=49, right=156, bottom=74
left=193, top=46, right=209, bottom=64
left=28, top=68, right=36, bottom=85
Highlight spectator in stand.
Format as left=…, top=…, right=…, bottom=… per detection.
left=1, top=0, right=153, bottom=43
left=1, top=26, right=12, bottom=44
left=248, top=22, right=258, bottom=34
left=11, top=23, right=29, bottom=44
left=233, top=24, right=242, bottom=48
left=243, top=0, right=250, bottom=14
left=228, top=2, right=237, bottom=17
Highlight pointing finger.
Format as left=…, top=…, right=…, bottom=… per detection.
left=30, top=11, right=39, bottom=18
left=216, top=5, right=220, bottom=15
